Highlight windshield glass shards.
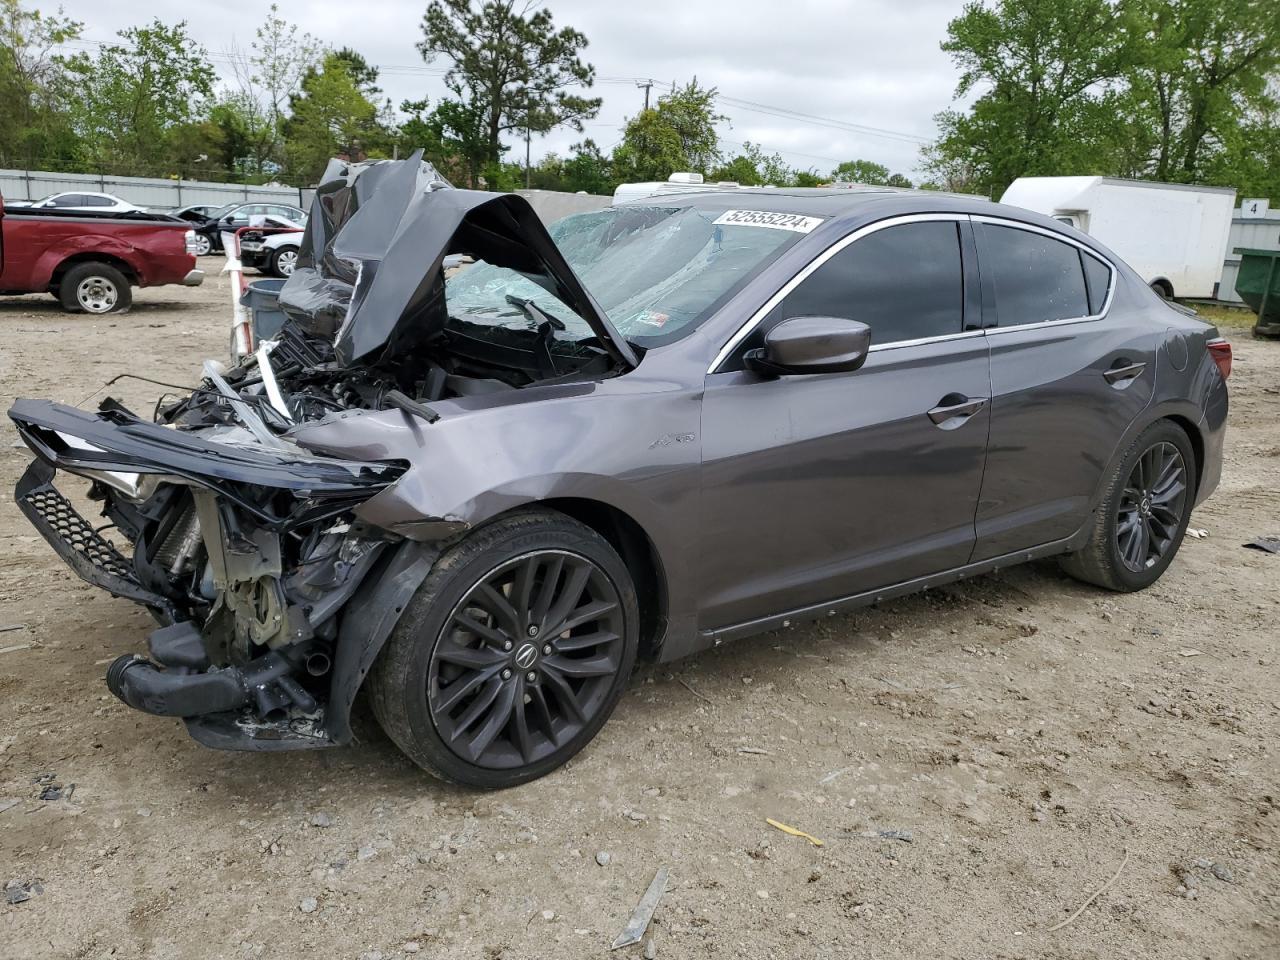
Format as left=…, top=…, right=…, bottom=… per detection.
left=445, top=205, right=803, bottom=343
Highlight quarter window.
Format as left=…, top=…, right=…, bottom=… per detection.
left=1082, top=253, right=1112, bottom=314
left=769, top=220, right=966, bottom=346
left=981, top=223, right=1090, bottom=326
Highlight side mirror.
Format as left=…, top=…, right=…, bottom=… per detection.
left=744, top=316, right=872, bottom=376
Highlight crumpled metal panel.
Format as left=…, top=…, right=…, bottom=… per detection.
left=277, top=151, right=637, bottom=369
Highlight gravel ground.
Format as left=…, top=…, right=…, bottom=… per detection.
left=0, top=266, right=1277, bottom=959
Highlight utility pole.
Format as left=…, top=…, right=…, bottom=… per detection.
left=525, top=93, right=532, bottom=189
left=636, top=79, right=654, bottom=111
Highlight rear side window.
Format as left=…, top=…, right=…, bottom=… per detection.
left=1082, top=253, right=1112, bottom=313
left=773, top=220, right=965, bottom=345
left=982, top=223, right=1090, bottom=325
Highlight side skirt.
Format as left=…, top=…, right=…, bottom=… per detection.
left=692, top=535, right=1079, bottom=651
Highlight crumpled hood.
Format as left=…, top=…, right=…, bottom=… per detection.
left=278, top=151, right=637, bottom=370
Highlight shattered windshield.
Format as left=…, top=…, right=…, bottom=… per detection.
left=444, top=205, right=802, bottom=343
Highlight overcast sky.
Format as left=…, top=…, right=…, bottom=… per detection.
left=54, top=0, right=969, bottom=181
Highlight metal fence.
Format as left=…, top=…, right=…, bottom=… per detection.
left=0, top=168, right=307, bottom=211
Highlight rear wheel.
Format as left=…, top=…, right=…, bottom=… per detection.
left=369, top=510, right=638, bottom=788
left=191, top=233, right=212, bottom=257
left=270, top=245, right=299, bottom=278
left=58, top=262, right=132, bottom=314
left=1060, top=420, right=1195, bottom=591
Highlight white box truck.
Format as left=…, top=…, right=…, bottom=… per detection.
left=1000, top=176, right=1236, bottom=299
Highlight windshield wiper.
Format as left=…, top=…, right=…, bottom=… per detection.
left=505, top=294, right=565, bottom=332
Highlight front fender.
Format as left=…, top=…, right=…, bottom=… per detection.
left=290, top=386, right=704, bottom=652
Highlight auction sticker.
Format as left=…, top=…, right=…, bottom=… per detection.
left=713, top=209, right=824, bottom=233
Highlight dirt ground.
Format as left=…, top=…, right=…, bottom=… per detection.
left=0, top=266, right=1277, bottom=960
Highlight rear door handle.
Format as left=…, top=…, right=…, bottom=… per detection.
left=1104, top=360, right=1147, bottom=384
left=927, top=394, right=988, bottom=427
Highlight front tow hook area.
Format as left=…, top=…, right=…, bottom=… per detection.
left=106, top=643, right=317, bottom=718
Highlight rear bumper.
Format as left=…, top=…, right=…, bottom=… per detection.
left=182, top=269, right=205, bottom=286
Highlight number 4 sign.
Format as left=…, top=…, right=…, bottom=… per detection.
left=1241, top=198, right=1270, bottom=218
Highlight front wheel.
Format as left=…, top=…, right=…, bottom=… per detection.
left=191, top=233, right=212, bottom=257
left=368, top=510, right=639, bottom=788
left=1060, top=420, right=1196, bottom=591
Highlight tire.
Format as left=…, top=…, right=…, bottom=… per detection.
left=58, top=262, right=132, bottom=314
left=1060, top=420, right=1196, bottom=591
left=191, top=233, right=212, bottom=257
left=1150, top=279, right=1173, bottom=299
left=270, top=245, right=299, bottom=278
left=369, top=510, right=639, bottom=788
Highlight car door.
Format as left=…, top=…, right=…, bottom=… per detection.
left=971, top=216, right=1156, bottom=560
left=698, top=215, right=992, bottom=630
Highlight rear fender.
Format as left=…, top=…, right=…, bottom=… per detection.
left=33, top=234, right=141, bottom=289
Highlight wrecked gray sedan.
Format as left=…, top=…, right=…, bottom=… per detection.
left=9, top=154, right=1228, bottom=787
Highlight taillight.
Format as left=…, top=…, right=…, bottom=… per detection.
left=1207, top=338, right=1231, bottom=380
left=184, top=229, right=198, bottom=255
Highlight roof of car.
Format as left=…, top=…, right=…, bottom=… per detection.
left=619, top=186, right=991, bottom=217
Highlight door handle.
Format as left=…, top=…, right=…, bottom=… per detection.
left=927, top=394, right=988, bottom=426
left=1103, top=360, right=1147, bottom=384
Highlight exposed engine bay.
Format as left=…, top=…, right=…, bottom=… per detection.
left=7, top=153, right=637, bottom=750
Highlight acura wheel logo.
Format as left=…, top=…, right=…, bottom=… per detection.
left=514, top=643, right=538, bottom=669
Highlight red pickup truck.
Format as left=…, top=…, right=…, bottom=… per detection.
left=0, top=195, right=203, bottom=314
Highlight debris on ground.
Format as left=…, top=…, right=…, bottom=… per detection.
left=5, top=880, right=44, bottom=905
left=736, top=746, right=770, bottom=755
left=595, top=851, right=612, bottom=866
left=1178, top=649, right=1205, bottom=657
left=610, top=866, right=669, bottom=950
left=1186, top=528, right=1210, bottom=539
left=0, top=623, right=27, bottom=633
left=1047, top=849, right=1129, bottom=932
left=0, top=642, right=31, bottom=655
left=1243, top=536, right=1280, bottom=553
left=765, top=818, right=824, bottom=847
left=848, top=828, right=914, bottom=843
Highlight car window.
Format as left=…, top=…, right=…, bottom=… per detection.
left=982, top=223, right=1090, bottom=326
left=445, top=205, right=803, bottom=345
left=52, top=194, right=84, bottom=207
left=769, top=220, right=965, bottom=346
left=1082, top=253, right=1112, bottom=314
left=86, top=195, right=114, bottom=207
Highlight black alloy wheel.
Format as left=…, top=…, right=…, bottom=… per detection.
left=1060, top=419, right=1196, bottom=592
left=1115, top=441, right=1187, bottom=573
left=429, top=549, right=626, bottom=769
left=369, top=510, right=639, bottom=788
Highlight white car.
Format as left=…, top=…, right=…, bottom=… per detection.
left=237, top=218, right=306, bottom=277
left=9, top=191, right=147, bottom=214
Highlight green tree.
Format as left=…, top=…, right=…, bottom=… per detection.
left=399, top=95, right=491, bottom=186
left=1125, top=0, right=1280, bottom=182
left=611, top=79, right=724, bottom=183
left=0, top=0, right=82, bottom=170
left=65, top=19, right=214, bottom=175
left=560, top=139, right=612, bottom=194
left=227, top=4, right=322, bottom=175
left=418, top=0, right=602, bottom=170
left=711, top=142, right=793, bottom=185
left=923, top=0, right=1135, bottom=197
left=831, top=159, right=890, bottom=183
left=284, top=52, right=392, bottom=183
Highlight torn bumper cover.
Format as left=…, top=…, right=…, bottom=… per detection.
left=8, top=398, right=428, bottom=750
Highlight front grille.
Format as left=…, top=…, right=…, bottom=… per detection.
left=22, top=484, right=134, bottom=580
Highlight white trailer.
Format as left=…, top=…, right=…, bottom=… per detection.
left=1000, top=176, right=1237, bottom=299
